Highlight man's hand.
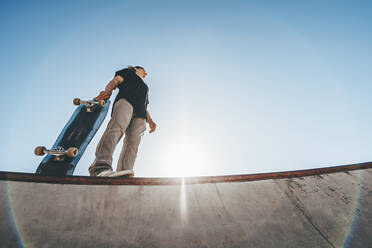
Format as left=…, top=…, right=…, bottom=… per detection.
left=93, top=76, right=123, bottom=101
left=148, top=119, right=157, bottom=133
left=94, top=91, right=111, bottom=101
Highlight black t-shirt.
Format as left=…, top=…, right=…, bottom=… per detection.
left=113, top=68, right=149, bottom=120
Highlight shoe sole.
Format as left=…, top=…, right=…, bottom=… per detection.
left=96, top=170, right=115, bottom=177
left=109, top=170, right=135, bottom=178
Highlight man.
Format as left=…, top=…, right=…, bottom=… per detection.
left=89, top=66, right=156, bottom=177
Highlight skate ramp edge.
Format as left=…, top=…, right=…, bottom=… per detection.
left=1, top=161, right=372, bottom=185
left=1, top=162, right=372, bottom=248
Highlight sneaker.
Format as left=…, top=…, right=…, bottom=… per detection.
left=110, top=170, right=135, bottom=178
left=96, top=170, right=116, bottom=177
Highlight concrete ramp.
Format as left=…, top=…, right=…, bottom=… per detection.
left=1, top=163, right=372, bottom=248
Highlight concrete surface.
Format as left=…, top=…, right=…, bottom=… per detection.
left=1, top=168, right=371, bottom=248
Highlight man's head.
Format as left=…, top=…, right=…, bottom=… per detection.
left=129, top=66, right=147, bottom=79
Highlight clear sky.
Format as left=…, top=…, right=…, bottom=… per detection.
left=0, top=0, right=371, bottom=177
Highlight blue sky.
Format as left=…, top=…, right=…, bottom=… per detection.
left=0, top=0, right=371, bottom=177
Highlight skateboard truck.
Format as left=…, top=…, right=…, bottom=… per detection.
left=73, top=98, right=105, bottom=112
left=34, top=146, right=78, bottom=161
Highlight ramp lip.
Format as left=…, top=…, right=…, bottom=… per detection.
left=1, top=161, right=371, bottom=185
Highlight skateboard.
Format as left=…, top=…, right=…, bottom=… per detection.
left=35, top=98, right=110, bottom=176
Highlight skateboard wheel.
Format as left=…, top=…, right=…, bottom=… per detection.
left=66, top=147, right=78, bottom=157
left=73, top=98, right=81, bottom=106
left=34, top=146, right=46, bottom=156
left=98, top=100, right=105, bottom=107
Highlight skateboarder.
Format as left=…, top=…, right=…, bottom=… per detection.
left=89, top=66, right=156, bottom=177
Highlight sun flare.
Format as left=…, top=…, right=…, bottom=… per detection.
left=161, top=137, right=210, bottom=177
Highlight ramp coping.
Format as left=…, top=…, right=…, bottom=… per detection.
left=0, top=161, right=371, bottom=185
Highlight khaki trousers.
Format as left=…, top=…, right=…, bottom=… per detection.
left=89, top=98, right=146, bottom=176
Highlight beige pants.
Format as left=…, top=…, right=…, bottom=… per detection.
left=89, top=98, right=146, bottom=176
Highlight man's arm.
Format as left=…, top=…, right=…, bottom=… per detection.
left=94, top=75, right=124, bottom=100
left=146, top=110, right=157, bottom=133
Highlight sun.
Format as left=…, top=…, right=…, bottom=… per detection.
left=161, top=136, right=211, bottom=177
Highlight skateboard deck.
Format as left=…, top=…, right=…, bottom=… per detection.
left=35, top=98, right=110, bottom=176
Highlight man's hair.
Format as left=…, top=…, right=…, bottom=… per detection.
left=127, top=65, right=144, bottom=71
